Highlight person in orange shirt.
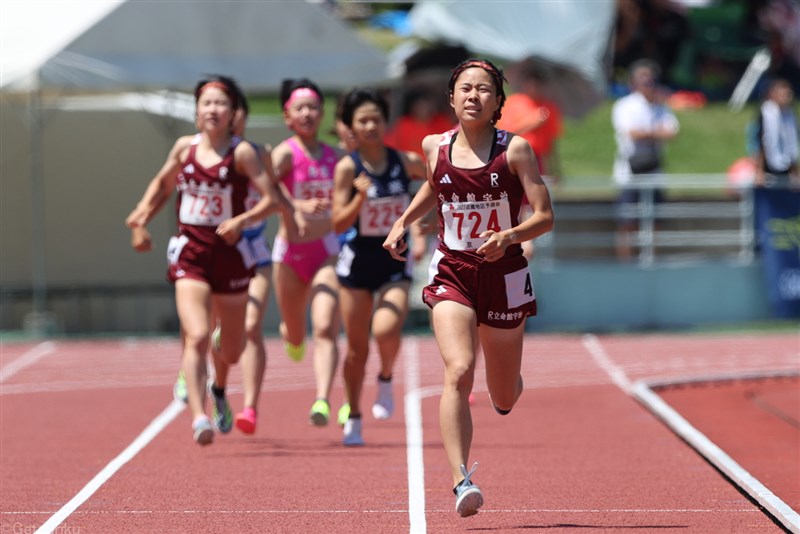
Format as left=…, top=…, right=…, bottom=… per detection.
left=385, top=89, right=456, bottom=158
left=496, top=64, right=562, bottom=182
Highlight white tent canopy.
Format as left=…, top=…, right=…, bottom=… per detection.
left=408, top=0, right=615, bottom=94
left=1, top=0, right=391, bottom=93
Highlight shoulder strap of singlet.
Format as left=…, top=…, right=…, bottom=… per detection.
left=448, top=128, right=499, bottom=161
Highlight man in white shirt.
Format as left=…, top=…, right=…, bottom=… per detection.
left=756, top=78, right=799, bottom=188
left=611, top=59, right=680, bottom=261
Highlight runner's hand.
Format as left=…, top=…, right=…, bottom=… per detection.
left=383, top=220, right=408, bottom=262
left=476, top=230, right=514, bottom=262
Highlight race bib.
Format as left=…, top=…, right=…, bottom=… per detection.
left=504, top=266, right=535, bottom=309
left=179, top=183, right=232, bottom=226
left=295, top=180, right=333, bottom=201
left=296, top=180, right=334, bottom=219
left=359, top=194, right=408, bottom=237
left=442, top=199, right=511, bottom=251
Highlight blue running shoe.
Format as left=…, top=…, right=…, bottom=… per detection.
left=210, top=389, right=233, bottom=434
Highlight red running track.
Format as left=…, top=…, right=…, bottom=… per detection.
left=0, top=332, right=797, bottom=533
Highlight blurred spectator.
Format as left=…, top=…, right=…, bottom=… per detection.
left=496, top=62, right=563, bottom=184
left=613, top=0, right=688, bottom=88
left=612, top=59, right=680, bottom=261
left=759, top=0, right=800, bottom=93
left=384, top=89, right=455, bottom=158
left=754, top=78, right=799, bottom=188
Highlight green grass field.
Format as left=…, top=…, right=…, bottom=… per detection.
left=251, top=95, right=760, bottom=199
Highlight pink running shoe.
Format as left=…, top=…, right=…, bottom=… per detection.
left=235, top=407, right=257, bottom=435
left=468, top=393, right=476, bottom=405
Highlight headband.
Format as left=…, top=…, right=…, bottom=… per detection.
left=198, top=81, right=230, bottom=98
left=285, top=87, right=320, bottom=110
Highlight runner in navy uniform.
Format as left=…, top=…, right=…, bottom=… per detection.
left=332, top=88, right=426, bottom=446
left=384, top=59, right=554, bottom=517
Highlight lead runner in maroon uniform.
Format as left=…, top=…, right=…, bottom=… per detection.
left=126, top=77, right=287, bottom=446
left=384, top=59, right=554, bottom=517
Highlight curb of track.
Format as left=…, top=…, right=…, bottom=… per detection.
left=631, top=371, right=800, bottom=534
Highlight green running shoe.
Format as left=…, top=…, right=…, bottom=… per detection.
left=309, top=399, right=330, bottom=427
left=337, top=402, right=350, bottom=426
left=173, top=370, right=188, bottom=404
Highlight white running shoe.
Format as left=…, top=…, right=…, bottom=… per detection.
left=342, top=417, right=364, bottom=447
left=372, top=379, right=394, bottom=420
left=454, top=462, right=484, bottom=517
left=192, top=416, right=214, bottom=446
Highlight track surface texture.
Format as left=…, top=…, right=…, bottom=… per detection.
left=1, top=332, right=797, bottom=533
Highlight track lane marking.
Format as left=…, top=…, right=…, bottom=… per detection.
left=0, top=341, right=56, bottom=383
left=404, top=337, right=427, bottom=534
left=35, top=399, right=185, bottom=534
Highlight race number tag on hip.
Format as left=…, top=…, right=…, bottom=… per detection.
left=504, top=266, right=535, bottom=309
left=442, top=199, right=511, bottom=251
left=179, top=183, right=232, bottom=226
left=236, top=238, right=257, bottom=269
left=166, top=235, right=189, bottom=265
left=359, top=194, right=408, bottom=237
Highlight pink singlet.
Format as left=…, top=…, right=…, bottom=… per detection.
left=271, top=138, right=340, bottom=283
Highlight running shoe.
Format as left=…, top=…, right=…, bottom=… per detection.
left=468, top=392, right=476, bottom=406
left=285, top=340, right=306, bottom=363
left=371, top=378, right=394, bottom=420
left=235, top=406, right=257, bottom=435
left=211, top=325, right=221, bottom=353
left=342, top=417, right=364, bottom=447
left=454, top=462, right=483, bottom=517
left=173, top=370, right=188, bottom=404
left=337, top=403, right=350, bottom=426
left=211, top=390, right=233, bottom=434
left=309, top=399, right=330, bottom=427
left=192, top=415, right=214, bottom=446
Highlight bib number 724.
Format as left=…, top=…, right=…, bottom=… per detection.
left=442, top=200, right=511, bottom=251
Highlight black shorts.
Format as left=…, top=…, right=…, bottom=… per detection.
left=335, top=241, right=412, bottom=292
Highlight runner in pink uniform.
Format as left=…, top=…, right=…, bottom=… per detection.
left=126, top=76, right=287, bottom=446
left=270, top=78, right=345, bottom=427
left=384, top=59, right=554, bottom=517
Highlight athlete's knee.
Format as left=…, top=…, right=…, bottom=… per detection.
left=444, top=361, right=474, bottom=390
left=490, top=376, right=523, bottom=415
left=184, top=330, right=211, bottom=355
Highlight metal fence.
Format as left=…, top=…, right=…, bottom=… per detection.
left=2, top=174, right=764, bottom=334
left=533, top=174, right=756, bottom=266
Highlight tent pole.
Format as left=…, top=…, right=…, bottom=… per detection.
left=24, top=76, right=57, bottom=335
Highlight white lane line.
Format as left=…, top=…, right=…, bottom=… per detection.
left=35, top=399, right=186, bottom=534
left=3, top=507, right=762, bottom=515
left=0, top=342, right=56, bottom=383
left=404, top=337, right=427, bottom=534
left=581, top=334, right=632, bottom=393
left=581, top=334, right=800, bottom=534
left=632, top=381, right=800, bottom=534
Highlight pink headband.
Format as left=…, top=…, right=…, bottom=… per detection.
left=284, top=87, right=320, bottom=110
